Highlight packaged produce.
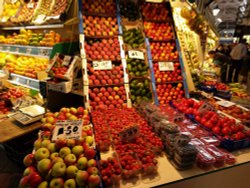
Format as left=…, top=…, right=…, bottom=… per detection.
left=206, top=145, right=226, bottom=167
left=196, top=146, right=216, bottom=169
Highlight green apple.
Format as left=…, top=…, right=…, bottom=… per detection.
left=64, top=178, right=76, bottom=188
left=87, top=159, right=96, bottom=167
left=75, top=170, right=89, bottom=186
left=49, top=178, right=64, bottom=188
left=66, top=139, right=76, bottom=148
left=66, top=165, right=78, bottom=178
left=37, top=181, right=48, bottom=188
left=47, top=143, right=57, bottom=153
left=41, top=140, right=51, bottom=148
left=52, top=157, right=64, bottom=164
left=35, top=148, right=50, bottom=161
left=37, top=158, right=52, bottom=174
left=72, top=145, right=83, bottom=157
left=86, top=136, right=94, bottom=146
left=51, top=162, right=66, bottom=177
left=59, top=147, right=71, bottom=158
left=50, top=152, right=59, bottom=160
left=77, top=157, right=88, bottom=170
left=64, top=154, right=77, bottom=166
left=34, top=139, right=42, bottom=150
left=23, top=166, right=36, bottom=176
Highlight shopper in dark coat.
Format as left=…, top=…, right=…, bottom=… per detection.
left=240, top=50, right=250, bottom=84
left=228, top=39, right=248, bottom=83
left=208, top=50, right=231, bottom=83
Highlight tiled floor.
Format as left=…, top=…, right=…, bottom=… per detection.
left=0, top=144, right=24, bottom=188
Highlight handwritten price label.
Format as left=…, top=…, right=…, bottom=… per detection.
left=39, top=48, right=50, bottom=56
left=93, top=60, right=112, bottom=70
left=52, top=120, right=83, bottom=140
left=128, top=50, right=144, bottom=60
left=216, top=100, right=235, bottom=108
left=159, top=62, right=174, bottom=71
left=119, top=125, right=139, bottom=142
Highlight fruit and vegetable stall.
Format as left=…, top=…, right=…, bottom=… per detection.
left=0, top=0, right=249, bottom=188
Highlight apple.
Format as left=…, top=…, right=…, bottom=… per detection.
left=66, top=139, right=76, bottom=148
left=85, top=136, right=94, bottom=146
left=41, top=140, right=51, bottom=148
left=64, top=154, right=77, bottom=166
left=35, top=148, right=50, bottom=161
left=87, top=159, right=97, bottom=167
left=23, top=153, right=35, bottom=167
left=52, top=157, right=64, bottom=164
left=77, top=107, right=84, bottom=115
left=28, top=172, right=43, bottom=188
left=19, top=176, right=30, bottom=188
left=34, top=139, right=42, bottom=150
left=75, top=170, right=89, bottom=186
left=59, top=147, right=71, bottom=158
left=66, top=165, right=78, bottom=178
left=50, top=178, right=64, bottom=188
left=77, top=157, right=88, bottom=170
left=68, top=115, right=78, bottom=120
left=37, top=158, right=52, bottom=174
left=84, top=148, right=96, bottom=160
left=60, top=107, right=69, bottom=113
left=50, top=152, right=59, bottom=160
left=87, top=167, right=99, bottom=175
left=64, top=179, right=76, bottom=188
left=37, top=181, right=49, bottom=188
left=51, top=162, right=66, bottom=177
left=42, top=123, right=53, bottom=131
left=72, top=145, right=83, bottom=157
left=23, top=166, right=36, bottom=176
left=47, top=143, right=57, bottom=153
left=46, top=116, right=56, bottom=124
left=42, top=131, right=52, bottom=140
left=88, top=174, right=101, bottom=188
left=70, top=107, right=77, bottom=115
left=55, top=139, right=67, bottom=149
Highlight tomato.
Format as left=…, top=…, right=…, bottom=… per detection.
left=212, top=126, right=221, bottom=135
left=195, top=115, right=201, bottom=122
left=222, top=127, right=232, bottom=135
left=204, top=121, right=213, bottom=129
left=231, top=126, right=239, bottom=133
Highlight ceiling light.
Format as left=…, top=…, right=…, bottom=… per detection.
left=217, top=18, right=222, bottom=23
left=212, top=8, right=220, bottom=16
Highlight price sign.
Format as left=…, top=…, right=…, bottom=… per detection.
left=27, top=3, right=34, bottom=8
left=0, top=46, right=3, bottom=51
left=26, top=47, right=32, bottom=54
left=34, top=14, right=46, bottom=24
left=216, top=100, right=235, bottom=108
left=198, top=102, right=216, bottom=113
left=39, top=48, right=50, bottom=57
left=93, top=60, right=112, bottom=70
left=6, top=46, right=10, bottom=52
left=11, top=0, right=17, bottom=3
left=173, top=112, right=185, bottom=122
left=15, top=47, right=19, bottom=53
left=52, top=120, right=83, bottom=140
left=119, top=125, right=139, bottom=142
left=128, top=50, right=144, bottom=60
left=159, top=62, right=174, bottom=71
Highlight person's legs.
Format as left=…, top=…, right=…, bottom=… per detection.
left=234, top=60, right=243, bottom=82
left=228, top=63, right=236, bottom=83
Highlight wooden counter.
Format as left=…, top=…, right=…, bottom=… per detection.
left=0, top=118, right=42, bottom=143
left=101, top=148, right=250, bottom=188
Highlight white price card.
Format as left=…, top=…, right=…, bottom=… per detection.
left=128, top=50, right=144, bottom=60
left=6, top=46, right=10, bottom=52
left=34, top=14, right=46, bottom=24
left=93, top=60, right=112, bottom=70
left=159, top=62, right=174, bottom=71
left=0, top=46, right=3, bottom=51
left=27, top=3, right=34, bottom=8
left=11, top=0, right=17, bottom=3
left=52, top=120, right=83, bottom=140
left=26, top=47, right=32, bottom=54
left=119, top=125, right=139, bottom=142
left=39, top=49, right=50, bottom=56
left=216, top=100, right=235, bottom=108
left=198, top=102, right=216, bottom=113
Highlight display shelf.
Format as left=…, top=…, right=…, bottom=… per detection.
left=8, top=73, right=40, bottom=91
left=100, top=148, right=250, bottom=188
left=0, top=44, right=52, bottom=58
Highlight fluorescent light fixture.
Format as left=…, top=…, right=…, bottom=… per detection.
left=212, top=8, right=220, bottom=16
left=217, top=18, right=222, bottom=22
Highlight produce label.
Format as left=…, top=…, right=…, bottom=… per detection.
left=27, top=3, right=34, bottom=8
left=159, top=62, right=174, bottom=71
left=128, top=50, right=144, bottom=60
left=26, top=47, right=32, bottom=54
left=119, top=125, right=139, bottom=142
left=39, top=48, right=50, bottom=57
left=216, top=100, right=235, bottom=108
left=34, top=14, right=46, bottom=24
left=198, top=102, right=216, bottom=113
left=93, top=60, right=112, bottom=70
left=11, top=0, right=17, bottom=3
left=52, top=120, right=83, bottom=140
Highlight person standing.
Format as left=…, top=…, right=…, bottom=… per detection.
left=208, top=50, right=231, bottom=83
left=228, top=39, right=248, bottom=82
